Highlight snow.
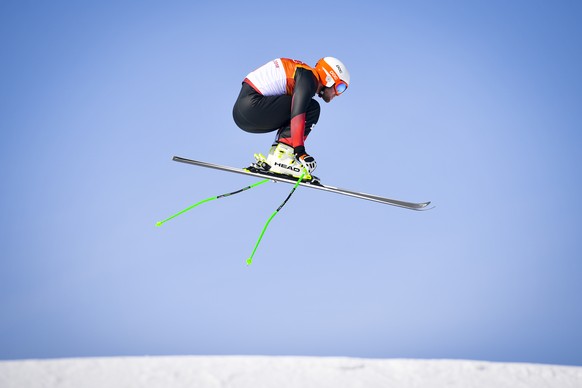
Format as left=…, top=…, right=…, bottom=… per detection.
left=1, top=356, right=581, bottom=388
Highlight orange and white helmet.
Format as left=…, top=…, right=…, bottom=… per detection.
left=314, top=57, right=350, bottom=95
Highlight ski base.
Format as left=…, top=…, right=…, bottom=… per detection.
left=172, top=156, right=432, bottom=211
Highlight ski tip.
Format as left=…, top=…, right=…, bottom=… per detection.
left=418, top=201, right=434, bottom=210
left=155, top=221, right=163, bottom=227
left=246, top=258, right=253, bottom=266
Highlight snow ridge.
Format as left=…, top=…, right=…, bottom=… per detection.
left=1, top=356, right=581, bottom=388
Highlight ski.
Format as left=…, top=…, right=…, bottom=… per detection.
left=172, top=156, right=431, bottom=211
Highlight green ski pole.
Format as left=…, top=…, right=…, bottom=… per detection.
left=247, top=172, right=305, bottom=265
left=156, top=179, right=270, bottom=227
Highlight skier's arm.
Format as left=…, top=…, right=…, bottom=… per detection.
left=289, top=67, right=318, bottom=153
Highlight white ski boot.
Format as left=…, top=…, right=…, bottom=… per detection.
left=253, top=142, right=316, bottom=181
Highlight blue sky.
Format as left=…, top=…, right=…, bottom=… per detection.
left=1, top=1, right=581, bottom=366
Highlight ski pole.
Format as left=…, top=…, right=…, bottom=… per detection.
left=247, top=172, right=305, bottom=265
left=156, top=179, right=270, bottom=227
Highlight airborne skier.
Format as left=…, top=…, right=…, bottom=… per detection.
left=160, top=57, right=430, bottom=263
left=232, top=57, right=350, bottom=181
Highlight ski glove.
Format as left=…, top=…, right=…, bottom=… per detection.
left=294, top=146, right=317, bottom=174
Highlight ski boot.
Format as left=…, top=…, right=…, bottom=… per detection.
left=250, top=142, right=319, bottom=183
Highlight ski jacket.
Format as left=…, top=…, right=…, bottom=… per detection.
left=244, top=58, right=319, bottom=149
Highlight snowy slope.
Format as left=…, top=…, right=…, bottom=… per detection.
left=1, top=356, right=581, bottom=388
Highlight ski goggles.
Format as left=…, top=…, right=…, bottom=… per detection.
left=334, top=81, right=348, bottom=95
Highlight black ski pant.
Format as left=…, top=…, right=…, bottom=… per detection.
left=232, top=82, right=320, bottom=144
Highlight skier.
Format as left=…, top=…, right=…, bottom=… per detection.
left=232, top=57, right=350, bottom=181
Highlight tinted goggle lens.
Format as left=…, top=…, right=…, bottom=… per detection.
left=335, top=81, right=347, bottom=95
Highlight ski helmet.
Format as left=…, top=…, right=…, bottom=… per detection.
left=314, top=57, right=350, bottom=95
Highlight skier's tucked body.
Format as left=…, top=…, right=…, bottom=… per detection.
left=232, top=57, right=350, bottom=181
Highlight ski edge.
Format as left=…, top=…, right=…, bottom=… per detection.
left=172, top=156, right=432, bottom=211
